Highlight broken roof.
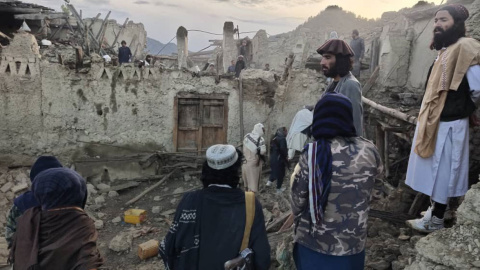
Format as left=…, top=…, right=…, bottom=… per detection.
left=0, top=1, right=53, bottom=14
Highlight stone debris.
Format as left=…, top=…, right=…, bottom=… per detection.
left=11, top=183, right=28, bottom=193
left=94, top=220, right=104, bottom=230
left=154, top=196, right=161, bottom=201
left=112, top=216, right=122, bottom=223
left=109, top=231, right=133, bottom=252
left=161, top=209, right=176, bottom=216
left=94, top=196, right=106, bottom=205
left=87, top=184, right=98, bottom=195
left=152, top=206, right=161, bottom=214
left=0, top=182, right=13, bottom=193
left=108, top=191, right=119, bottom=197
left=96, top=183, right=111, bottom=191
left=173, top=187, right=184, bottom=194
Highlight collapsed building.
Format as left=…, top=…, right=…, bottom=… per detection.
left=2, top=0, right=480, bottom=269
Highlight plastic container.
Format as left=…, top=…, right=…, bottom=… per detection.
left=138, top=239, right=159, bottom=260
left=124, top=209, right=147, bottom=224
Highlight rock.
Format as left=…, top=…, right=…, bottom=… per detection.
left=108, top=191, right=119, bottom=197
left=398, top=235, right=411, bottom=241
left=161, top=209, right=176, bottom=216
left=97, top=213, right=106, bottom=219
left=5, top=192, right=14, bottom=201
left=163, top=187, right=169, bottom=192
left=0, top=198, right=8, bottom=207
left=87, top=184, right=98, bottom=195
left=173, top=187, right=184, bottom=194
left=0, top=182, right=13, bottom=193
left=368, top=260, right=390, bottom=270
left=96, top=183, right=110, bottom=191
left=109, top=231, right=133, bottom=252
left=11, top=183, right=28, bottom=193
left=184, top=174, right=192, bottom=181
left=152, top=206, right=162, bottom=214
left=94, top=196, right=106, bottom=205
left=154, top=196, right=161, bottom=201
left=94, top=220, right=104, bottom=230
left=112, top=216, right=122, bottom=223
left=14, top=172, right=29, bottom=183
left=472, top=261, right=480, bottom=267
left=170, top=198, right=177, bottom=204
left=392, top=260, right=407, bottom=270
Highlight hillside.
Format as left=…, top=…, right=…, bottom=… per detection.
left=145, top=37, right=177, bottom=56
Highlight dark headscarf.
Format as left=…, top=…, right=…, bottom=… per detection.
left=317, top=39, right=355, bottom=57
left=14, top=156, right=63, bottom=213
left=306, top=93, right=357, bottom=224
left=32, top=168, right=87, bottom=210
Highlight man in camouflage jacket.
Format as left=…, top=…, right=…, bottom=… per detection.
left=290, top=93, right=383, bottom=269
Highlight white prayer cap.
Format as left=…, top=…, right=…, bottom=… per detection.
left=206, top=144, right=238, bottom=170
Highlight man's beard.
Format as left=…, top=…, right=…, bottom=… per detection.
left=322, top=65, right=338, bottom=78
left=433, top=26, right=460, bottom=50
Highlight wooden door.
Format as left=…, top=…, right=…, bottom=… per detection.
left=174, top=93, right=228, bottom=152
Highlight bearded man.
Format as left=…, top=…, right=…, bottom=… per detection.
left=317, top=39, right=363, bottom=136
left=406, top=4, right=480, bottom=233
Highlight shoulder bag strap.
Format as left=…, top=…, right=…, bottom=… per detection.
left=240, top=191, right=255, bottom=251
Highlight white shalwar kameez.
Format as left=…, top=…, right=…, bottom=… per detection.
left=406, top=65, right=480, bottom=204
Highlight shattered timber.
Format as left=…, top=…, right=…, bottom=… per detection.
left=2, top=0, right=480, bottom=269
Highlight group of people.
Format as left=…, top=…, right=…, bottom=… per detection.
left=5, top=156, right=104, bottom=270
left=162, top=4, right=480, bottom=270
left=4, top=4, right=480, bottom=270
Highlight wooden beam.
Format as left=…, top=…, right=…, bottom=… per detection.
left=239, top=74, right=245, bottom=140
left=111, top=17, right=129, bottom=49
left=362, top=96, right=417, bottom=125
left=125, top=169, right=178, bottom=206
left=362, top=66, right=380, bottom=95
left=14, top=13, right=67, bottom=20
left=95, top=11, right=111, bottom=41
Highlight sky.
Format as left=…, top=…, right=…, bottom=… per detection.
left=36, top=0, right=444, bottom=51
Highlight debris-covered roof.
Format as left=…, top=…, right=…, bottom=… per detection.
left=0, top=0, right=54, bottom=14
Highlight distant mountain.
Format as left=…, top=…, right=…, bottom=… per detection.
left=146, top=37, right=177, bottom=56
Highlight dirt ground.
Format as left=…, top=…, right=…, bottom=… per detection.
left=88, top=170, right=291, bottom=270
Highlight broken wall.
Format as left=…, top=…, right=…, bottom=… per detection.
left=0, top=33, right=325, bottom=161
left=84, top=18, right=147, bottom=59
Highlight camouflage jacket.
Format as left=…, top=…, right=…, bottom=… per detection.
left=5, top=204, right=21, bottom=248
left=291, top=137, right=383, bottom=256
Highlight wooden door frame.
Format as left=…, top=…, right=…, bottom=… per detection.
left=173, top=92, right=229, bottom=152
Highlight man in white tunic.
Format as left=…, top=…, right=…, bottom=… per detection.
left=406, top=4, right=480, bottom=233
left=242, top=123, right=267, bottom=192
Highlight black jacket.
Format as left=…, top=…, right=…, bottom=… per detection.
left=159, top=186, right=271, bottom=270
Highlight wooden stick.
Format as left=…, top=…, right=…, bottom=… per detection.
left=362, top=66, right=379, bottom=95
left=95, top=11, right=111, bottom=41
left=111, top=18, right=129, bottom=49
left=362, top=96, right=417, bottom=124
left=239, top=74, right=245, bottom=140
left=154, top=186, right=200, bottom=200
left=266, top=211, right=292, bottom=232
left=278, top=214, right=294, bottom=232
left=125, top=169, right=178, bottom=206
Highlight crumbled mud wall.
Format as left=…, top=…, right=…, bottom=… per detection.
left=0, top=33, right=324, bottom=159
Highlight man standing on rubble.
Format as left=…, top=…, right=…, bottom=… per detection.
left=235, top=55, right=246, bottom=78
left=118, top=40, right=132, bottom=65
left=290, top=93, right=382, bottom=270
left=350, top=29, right=364, bottom=77
left=406, top=4, right=480, bottom=233
left=159, top=144, right=270, bottom=269
left=242, top=123, right=267, bottom=192
left=317, top=39, right=363, bottom=136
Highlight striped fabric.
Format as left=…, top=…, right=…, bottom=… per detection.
left=307, top=92, right=357, bottom=224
